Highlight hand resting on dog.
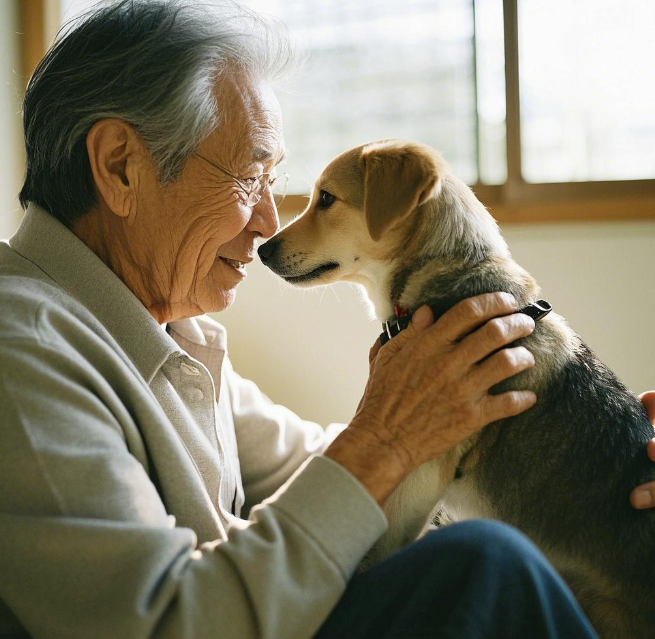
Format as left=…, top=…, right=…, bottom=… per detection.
left=632, top=391, right=655, bottom=509
left=324, top=291, right=537, bottom=506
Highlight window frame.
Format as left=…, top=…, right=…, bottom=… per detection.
left=20, top=0, right=655, bottom=224
left=494, top=0, right=655, bottom=223
left=18, top=0, right=46, bottom=92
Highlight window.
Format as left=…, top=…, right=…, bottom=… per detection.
left=518, top=0, right=655, bottom=184
left=501, top=0, right=655, bottom=221
left=244, top=0, right=655, bottom=221
left=246, top=0, right=507, bottom=190
left=23, top=0, right=655, bottom=222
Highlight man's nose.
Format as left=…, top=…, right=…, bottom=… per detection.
left=248, top=188, right=280, bottom=239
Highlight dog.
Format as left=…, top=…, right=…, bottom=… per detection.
left=258, top=139, right=655, bottom=638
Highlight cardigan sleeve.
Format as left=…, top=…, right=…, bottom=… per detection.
left=0, top=337, right=387, bottom=639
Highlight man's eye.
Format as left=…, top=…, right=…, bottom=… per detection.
left=318, top=190, right=336, bottom=208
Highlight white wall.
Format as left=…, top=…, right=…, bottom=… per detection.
left=216, top=218, right=655, bottom=426
left=0, top=1, right=25, bottom=239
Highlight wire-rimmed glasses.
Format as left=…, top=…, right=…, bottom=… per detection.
left=194, top=153, right=289, bottom=206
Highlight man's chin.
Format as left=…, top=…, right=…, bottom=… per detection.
left=191, top=279, right=238, bottom=317
left=207, top=289, right=237, bottom=315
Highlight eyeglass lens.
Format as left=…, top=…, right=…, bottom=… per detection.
left=247, top=174, right=288, bottom=206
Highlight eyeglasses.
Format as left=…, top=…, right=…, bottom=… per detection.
left=194, top=153, right=289, bottom=207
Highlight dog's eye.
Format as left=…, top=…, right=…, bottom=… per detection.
left=317, top=190, right=336, bottom=209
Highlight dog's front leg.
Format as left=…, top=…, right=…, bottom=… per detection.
left=361, top=446, right=464, bottom=568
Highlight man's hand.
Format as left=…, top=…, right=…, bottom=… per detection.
left=630, top=391, right=655, bottom=509
left=325, top=292, right=537, bottom=506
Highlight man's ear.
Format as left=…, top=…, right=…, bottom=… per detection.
left=362, top=141, right=443, bottom=241
left=86, top=118, right=143, bottom=218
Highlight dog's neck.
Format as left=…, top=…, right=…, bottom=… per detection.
left=394, top=255, right=540, bottom=322
left=352, top=175, right=577, bottom=391
left=357, top=254, right=526, bottom=323
left=366, top=253, right=578, bottom=392
left=357, top=175, right=515, bottom=321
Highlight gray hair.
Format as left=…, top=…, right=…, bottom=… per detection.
left=19, top=0, right=295, bottom=227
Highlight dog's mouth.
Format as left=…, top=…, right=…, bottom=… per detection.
left=282, top=262, right=340, bottom=284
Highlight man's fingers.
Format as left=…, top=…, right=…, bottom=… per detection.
left=481, top=390, right=537, bottom=423
left=432, top=292, right=520, bottom=345
left=630, top=482, right=655, bottom=509
left=368, top=338, right=382, bottom=365
left=470, top=345, right=535, bottom=390
left=639, top=391, right=655, bottom=427
left=634, top=393, right=655, bottom=509
left=459, top=314, right=535, bottom=366
left=378, top=305, right=434, bottom=359
left=629, top=439, right=655, bottom=510
left=411, top=305, right=434, bottom=330
left=647, top=438, right=655, bottom=462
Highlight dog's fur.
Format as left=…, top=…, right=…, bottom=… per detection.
left=259, top=139, right=655, bottom=638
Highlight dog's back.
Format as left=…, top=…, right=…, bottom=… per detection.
left=476, top=344, right=655, bottom=637
left=417, top=264, right=655, bottom=638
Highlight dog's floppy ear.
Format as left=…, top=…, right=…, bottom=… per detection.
left=362, top=141, right=442, bottom=241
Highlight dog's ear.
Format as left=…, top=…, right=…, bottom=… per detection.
left=362, top=141, right=442, bottom=241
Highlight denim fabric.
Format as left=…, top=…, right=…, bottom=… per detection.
left=316, top=520, right=599, bottom=639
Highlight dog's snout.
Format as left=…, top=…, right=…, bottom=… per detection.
left=258, top=238, right=281, bottom=264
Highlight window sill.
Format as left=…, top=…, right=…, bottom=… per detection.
left=278, top=190, right=655, bottom=225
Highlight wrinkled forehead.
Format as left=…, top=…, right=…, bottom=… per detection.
left=208, top=74, right=285, bottom=167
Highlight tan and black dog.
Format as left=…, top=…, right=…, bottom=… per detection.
left=258, top=139, right=655, bottom=638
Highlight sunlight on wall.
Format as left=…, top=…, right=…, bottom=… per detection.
left=217, top=218, right=655, bottom=426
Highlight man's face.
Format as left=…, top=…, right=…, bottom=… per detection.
left=132, top=75, right=285, bottom=321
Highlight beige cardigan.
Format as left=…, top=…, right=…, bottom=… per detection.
left=0, top=204, right=386, bottom=639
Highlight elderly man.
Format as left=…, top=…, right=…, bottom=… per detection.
left=0, top=2, right=652, bottom=638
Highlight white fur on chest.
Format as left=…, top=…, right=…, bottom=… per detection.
left=438, top=475, right=496, bottom=523
left=365, top=444, right=470, bottom=565
left=365, top=440, right=499, bottom=567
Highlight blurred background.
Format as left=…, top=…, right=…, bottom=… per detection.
left=2, top=0, right=655, bottom=424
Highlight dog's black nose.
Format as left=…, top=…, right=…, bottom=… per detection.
left=258, top=239, right=280, bottom=263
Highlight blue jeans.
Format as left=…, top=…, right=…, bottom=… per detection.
left=315, top=520, right=599, bottom=638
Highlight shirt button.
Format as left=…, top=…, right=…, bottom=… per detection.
left=186, top=387, right=204, bottom=402
left=181, top=362, right=201, bottom=376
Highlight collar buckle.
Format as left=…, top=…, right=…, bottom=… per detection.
left=380, top=314, right=412, bottom=345
left=515, top=299, right=552, bottom=322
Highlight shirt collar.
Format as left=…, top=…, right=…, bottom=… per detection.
left=9, top=204, right=182, bottom=384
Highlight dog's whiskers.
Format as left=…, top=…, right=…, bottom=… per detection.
left=326, top=284, right=341, bottom=305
